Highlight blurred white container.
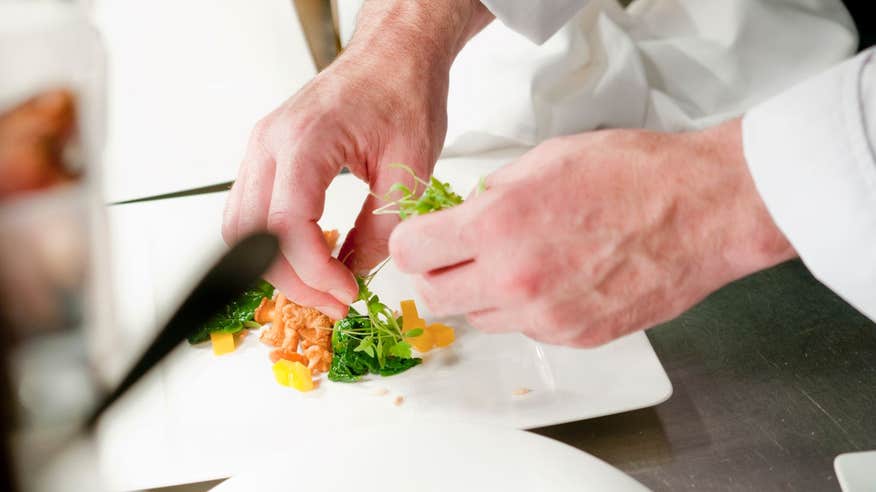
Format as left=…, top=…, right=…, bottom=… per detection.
left=1, top=2, right=112, bottom=491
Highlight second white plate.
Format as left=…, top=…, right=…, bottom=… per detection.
left=210, top=420, right=649, bottom=492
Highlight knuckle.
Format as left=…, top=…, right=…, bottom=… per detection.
left=250, top=117, right=275, bottom=150
left=569, top=333, right=603, bottom=349
left=265, top=210, right=292, bottom=234
left=541, top=308, right=568, bottom=332
left=568, top=321, right=616, bottom=348
left=457, top=218, right=481, bottom=250
left=414, top=277, right=439, bottom=312
left=499, top=264, right=543, bottom=301
left=473, top=207, right=513, bottom=240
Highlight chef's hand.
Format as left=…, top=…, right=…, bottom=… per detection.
left=222, top=0, right=493, bottom=319
left=390, top=119, right=797, bottom=347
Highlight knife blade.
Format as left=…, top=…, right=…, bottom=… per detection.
left=83, top=231, right=279, bottom=430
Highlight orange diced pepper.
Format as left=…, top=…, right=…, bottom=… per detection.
left=400, top=299, right=421, bottom=333
left=407, top=324, right=434, bottom=353
left=429, top=323, right=455, bottom=348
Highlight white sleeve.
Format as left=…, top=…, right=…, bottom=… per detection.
left=478, top=0, right=589, bottom=44
left=742, top=49, right=876, bottom=321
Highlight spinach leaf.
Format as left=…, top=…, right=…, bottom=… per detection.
left=186, top=280, right=274, bottom=344
left=328, top=313, right=422, bottom=382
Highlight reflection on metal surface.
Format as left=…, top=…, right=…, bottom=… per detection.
left=292, top=0, right=341, bottom=72
left=534, top=260, right=876, bottom=490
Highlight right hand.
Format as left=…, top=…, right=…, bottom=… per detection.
left=221, top=19, right=451, bottom=320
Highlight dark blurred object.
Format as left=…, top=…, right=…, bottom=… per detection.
left=0, top=313, right=15, bottom=492
left=85, top=232, right=279, bottom=431
left=0, top=89, right=81, bottom=201
left=293, top=0, right=341, bottom=71
left=842, top=0, right=875, bottom=50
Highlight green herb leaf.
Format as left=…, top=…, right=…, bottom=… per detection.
left=404, top=328, right=424, bottom=338
left=328, top=269, right=423, bottom=382
left=186, top=280, right=273, bottom=344
left=372, top=163, right=465, bottom=220
left=387, top=341, right=412, bottom=359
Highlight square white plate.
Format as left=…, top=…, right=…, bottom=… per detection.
left=98, top=154, right=672, bottom=490
left=835, top=450, right=876, bottom=492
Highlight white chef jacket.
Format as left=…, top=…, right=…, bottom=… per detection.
left=445, top=0, right=857, bottom=153
left=744, top=50, right=876, bottom=322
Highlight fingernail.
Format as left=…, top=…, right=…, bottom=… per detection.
left=329, top=288, right=355, bottom=306
left=317, top=305, right=345, bottom=320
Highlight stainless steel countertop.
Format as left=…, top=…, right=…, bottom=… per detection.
left=533, top=260, right=876, bottom=491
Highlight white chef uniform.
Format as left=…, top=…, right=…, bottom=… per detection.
left=447, top=0, right=856, bottom=152
left=744, top=49, right=876, bottom=322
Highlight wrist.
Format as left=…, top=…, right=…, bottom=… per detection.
left=696, top=118, right=797, bottom=282
left=346, top=0, right=492, bottom=70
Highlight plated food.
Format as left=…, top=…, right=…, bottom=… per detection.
left=188, top=170, right=468, bottom=391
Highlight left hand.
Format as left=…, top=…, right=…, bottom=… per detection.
left=389, top=119, right=796, bottom=347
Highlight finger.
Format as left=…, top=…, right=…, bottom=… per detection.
left=267, top=149, right=358, bottom=305
left=414, top=260, right=503, bottom=316
left=263, top=258, right=348, bottom=320
left=223, top=138, right=274, bottom=244
left=466, top=305, right=576, bottom=346
left=221, top=162, right=248, bottom=245
left=339, top=162, right=420, bottom=275
left=235, top=143, right=277, bottom=237
left=388, top=199, right=483, bottom=274
left=522, top=327, right=574, bottom=346
left=338, top=193, right=399, bottom=275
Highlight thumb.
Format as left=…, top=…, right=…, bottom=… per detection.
left=339, top=159, right=430, bottom=275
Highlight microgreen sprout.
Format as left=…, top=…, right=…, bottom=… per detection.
left=372, top=163, right=464, bottom=220
left=333, top=259, right=414, bottom=367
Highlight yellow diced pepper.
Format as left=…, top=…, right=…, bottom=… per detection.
left=210, top=331, right=236, bottom=355
left=272, top=359, right=293, bottom=387
left=289, top=361, right=314, bottom=392
left=272, top=359, right=314, bottom=392
left=400, top=299, right=421, bottom=332
left=429, top=323, right=455, bottom=347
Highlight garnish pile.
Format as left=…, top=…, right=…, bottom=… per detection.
left=188, top=167, right=474, bottom=391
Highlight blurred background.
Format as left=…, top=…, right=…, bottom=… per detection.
left=1, top=0, right=874, bottom=491
left=0, top=1, right=339, bottom=490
